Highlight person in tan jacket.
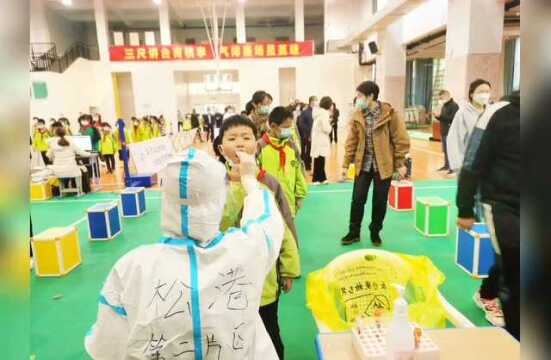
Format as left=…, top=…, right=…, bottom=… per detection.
left=341, top=81, right=410, bottom=246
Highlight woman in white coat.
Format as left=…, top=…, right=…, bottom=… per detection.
left=311, top=96, right=334, bottom=184
left=446, top=79, right=492, bottom=173
left=47, top=126, right=92, bottom=193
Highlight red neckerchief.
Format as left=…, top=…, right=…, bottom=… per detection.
left=257, top=169, right=266, bottom=181
left=262, top=132, right=286, bottom=170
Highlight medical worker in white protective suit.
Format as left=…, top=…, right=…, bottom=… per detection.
left=85, top=147, right=284, bottom=360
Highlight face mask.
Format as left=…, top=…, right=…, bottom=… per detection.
left=473, top=93, right=490, bottom=106
left=279, top=127, right=293, bottom=139
left=259, top=105, right=271, bottom=115
left=355, top=98, right=368, bottom=110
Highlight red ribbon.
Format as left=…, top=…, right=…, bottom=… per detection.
left=262, top=133, right=286, bottom=170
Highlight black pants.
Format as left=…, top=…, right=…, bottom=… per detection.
left=479, top=262, right=501, bottom=299
left=440, top=122, right=450, bottom=168
left=300, top=137, right=312, bottom=171
left=485, top=202, right=519, bottom=340
left=103, top=154, right=115, bottom=173
left=312, top=156, right=327, bottom=183
left=329, top=125, right=338, bottom=143
left=349, top=169, right=392, bottom=236
left=259, top=300, right=284, bottom=359
left=40, top=151, right=51, bottom=165
left=207, top=126, right=214, bottom=142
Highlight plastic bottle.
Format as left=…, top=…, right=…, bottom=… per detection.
left=386, top=284, right=414, bottom=360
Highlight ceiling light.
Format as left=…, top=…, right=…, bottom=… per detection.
left=62, top=0, right=72, bottom=6
left=238, top=0, right=247, bottom=3
left=153, top=0, right=161, bottom=5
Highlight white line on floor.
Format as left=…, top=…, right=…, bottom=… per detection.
left=309, top=185, right=456, bottom=194
left=68, top=216, right=87, bottom=227
left=31, top=196, right=162, bottom=204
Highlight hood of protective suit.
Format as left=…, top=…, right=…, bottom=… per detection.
left=161, top=147, right=227, bottom=243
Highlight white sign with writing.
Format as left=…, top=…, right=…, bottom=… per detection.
left=172, top=128, right=197, bottom=152
left=128, top=136, right=174, bottom=174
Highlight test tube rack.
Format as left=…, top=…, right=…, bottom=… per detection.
left=351, top=322, right=440, bottom=360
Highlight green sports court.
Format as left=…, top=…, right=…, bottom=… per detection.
left=31, top=179, right=487, bottom=360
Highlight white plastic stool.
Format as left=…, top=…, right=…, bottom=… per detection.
left=58, top=176, right=83, bottom=197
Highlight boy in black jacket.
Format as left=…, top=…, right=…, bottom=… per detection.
left=456, top=91, right=520, bottom=340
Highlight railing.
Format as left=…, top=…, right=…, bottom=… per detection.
left=30, top=42, right=58, bottom=72
left=30, top=42, right=99, bottom=73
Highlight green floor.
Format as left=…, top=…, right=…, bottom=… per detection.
left=30, top=179, right=487, bottom=360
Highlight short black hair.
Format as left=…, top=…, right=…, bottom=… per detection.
left=213, top=115, right=258, bottom=162
left=37, top=119, right=45, bottom=125
left=319, top=96, right=333, bottom=110
left=51, top=121, right=63, bottom=129
left=268, top=106, right=293, bottom=126
left=356, top=81, right=380, bottom=100
left=468, top=79, right=491, bottom=101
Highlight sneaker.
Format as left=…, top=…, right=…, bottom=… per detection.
left=473, top=291, right=505, bottom=327
left=322, top=180, right=329, bottom=185
left=370, top=231, right=382, bottom=247
left=311, top=181, right=320, bottom=186
left=484, top=305, right=505, bottom=327
left=341, top=233, right=360, bottom=245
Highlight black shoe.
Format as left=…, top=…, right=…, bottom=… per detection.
left=447, top=170, right=455, bottom=175
left=437, top=166, right=449, bottom=171
left=341, top=233, right=360, bottom=245
left=370, top=232, right=382, bottom=247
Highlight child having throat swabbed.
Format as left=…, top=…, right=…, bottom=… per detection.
left=85, top=147, right=285, bottom=360
left=214, top=115, right=301, bottom=360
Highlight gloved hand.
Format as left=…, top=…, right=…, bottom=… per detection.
left=236, top=151, right=258, bottom=193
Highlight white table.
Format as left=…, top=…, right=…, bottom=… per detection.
left=316, top=327, right=520, bottom=360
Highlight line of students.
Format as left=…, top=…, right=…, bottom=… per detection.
left=33, top=114, right=167, bottom=173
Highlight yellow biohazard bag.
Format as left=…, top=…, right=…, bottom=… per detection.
left=306, top=249, right=447, bottom=331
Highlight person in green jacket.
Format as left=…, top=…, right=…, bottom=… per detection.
left=78, top=114, right=100, bottom=152
left=33, top=119, right=51, bottom=165
left=98, top=123, right=119, bottom=174
left=215, top=115, right=301, bottom=360
left=258, top=106, right=308, bottom=217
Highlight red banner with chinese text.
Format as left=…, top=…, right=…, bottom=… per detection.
left=109, top=41, right=315, bottom=62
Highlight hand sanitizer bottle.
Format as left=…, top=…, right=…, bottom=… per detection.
left=386, top=285, right=414, bottom=360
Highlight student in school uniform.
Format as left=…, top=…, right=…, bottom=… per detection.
left=214, top=115, right=301, bottom=360
left=33, top=119, right=51, bottom=165
left=258, top=107, right=308, bottom=218
left=139, top=117, right=154, bottom=142
left=59, top=117, right=73, bottom=136
left=151, top=116, right=163, bottom=138
left=98, top=123, right=119, bottom=174
left=130, top=117, right=141, bottom=143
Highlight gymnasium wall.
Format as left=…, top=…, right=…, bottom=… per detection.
left=30, top=53, right=359, bottom=133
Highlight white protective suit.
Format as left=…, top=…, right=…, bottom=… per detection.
left=446, top=102, right=483, bottom=171
left=85, top=147, right=284, bottom=360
